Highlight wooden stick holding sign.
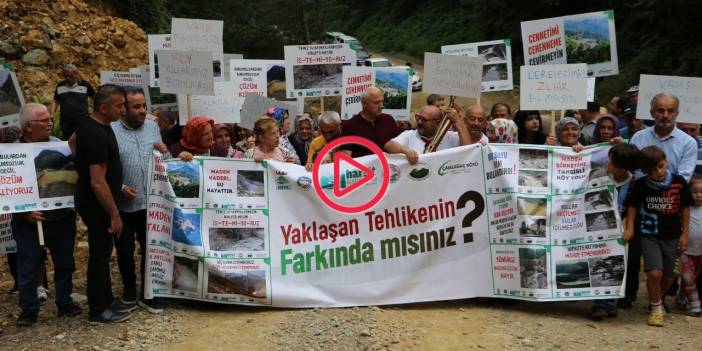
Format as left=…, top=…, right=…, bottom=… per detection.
left=187, top=95, right=193, bottom=119
left=37, top=220, right=45, bottom=246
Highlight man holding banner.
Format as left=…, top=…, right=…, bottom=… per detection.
left=385, top=105, right=470, bottom=155
left=340, top=87, right=402, bottom=159
left=13, top=104, right=80, bottom=326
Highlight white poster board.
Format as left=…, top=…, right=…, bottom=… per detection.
left=239, top=94, right=298, bottom=130
left=229, top=59, right=287, bottom=121
left=283, top=44, right=355, bottom=98
left=441, top=39, right=514, bottom=92
left=100, top=71, right=144, bottom=89
left=519, top=64, right=588, bottom=110
left=222, top=54, right=244, bottom=82
left=636, top=74, right=702, bottom=123
left=171, top=18, right=224, bottom=81
left=0, top=69, right=25, bottom=128
left=341, top=66, right=412, bottom=120
left=157, top=50, right=214, bottom=96
left=521, top=10, right=618, bottom=77
left=148, top=34, right=171, bottom=87
left=423, top=53, right=482, bottom=98
left=177, top=81, right=239, bottom=124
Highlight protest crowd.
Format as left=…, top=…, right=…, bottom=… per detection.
left=1, top=13, right=702, bottom=347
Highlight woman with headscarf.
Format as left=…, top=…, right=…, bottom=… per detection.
left=513, top=110, right=546, bottom=144
left=266, top=107, right=300, bottom=165
left=212, top=124, right=244, bottom=158
left=244, top=116, right=298, bottom=163
left=487, top=118, right=518, bottom=144
left=592, top=114, right=624, bottom=144
left=168, top=116, right=215, bottom=161
left=546, top=117, right=584, bottom=152
left=288, top=114, right=317, bottom=163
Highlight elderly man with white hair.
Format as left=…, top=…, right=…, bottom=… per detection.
left=12, top=103, right=81, bottom=326
left=305, top=111, right=343, bottom=171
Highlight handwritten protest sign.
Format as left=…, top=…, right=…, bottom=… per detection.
left=636, top=74, right=702, bottom=123
left=176, top=81, right=239, bottom=124
left=341, top=66, right=411, bottom=120
left=171, top=18, right=224, bottom=81
left=423, top=53, right=482, bottom=98
left=519, top=64, right=588, bottom=110
left=148, top=34, right=171, bottom=87
left=283, top=44, right=355, bottom=98
left=0, top=68, right=25, bottom=128
left=239, top=94, right=298, bottom=130
left=521, top=10, right=618, bottom=77
left=157, top=50, right=214, bottom=96
left=441, top=39, right=514, bottom=92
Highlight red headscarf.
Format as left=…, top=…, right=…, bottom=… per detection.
left=179, top=116, right=215, bottom=155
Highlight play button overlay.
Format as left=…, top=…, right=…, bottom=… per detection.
left=312, top=136, right=390, bottom=214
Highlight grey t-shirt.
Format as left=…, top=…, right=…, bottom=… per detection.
left=686, top=206, right=702, bottom=256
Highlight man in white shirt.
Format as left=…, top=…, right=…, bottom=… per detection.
left=384, top=105, right=470, bottom=160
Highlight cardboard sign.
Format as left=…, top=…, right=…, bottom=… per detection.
left=283, top=44, right=355, bottom=98
left=0, top=68, right=25, bottom=128
left=519, top=64, right=588, bottom=110
left=423, top=53, right=482, bottom=98
left=240, top=94, right=298, bottom=130
left=341, top=66, right=412, bottom=120
left=157, top=50, right=214, bottom=96
left=521, top=10, right=619, bottom=77
left=100, top=71, right=144, bottom=89
left=148, top=34, right=171, bottom=87
left=441, top=39, right=514, bottom=92
left=171, top=18, right=224, bottom=81
left=637, top=74, right=702, bottom=122
left=177, top=81, right=239, bottom=124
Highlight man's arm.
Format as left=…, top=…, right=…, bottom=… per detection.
left=446, top=110, right=471, bottom=145
left=678, top=139, right=698, bottom=182
left=384, top=140, right=418, bottom=165
left=49, top=99, right=58, bottom=118
left=89, top=163, right=122, bottom=236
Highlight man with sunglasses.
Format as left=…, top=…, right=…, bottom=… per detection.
left=384, top=105, right=471, bottom=161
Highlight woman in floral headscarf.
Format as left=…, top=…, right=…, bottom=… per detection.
left=487, top=118, right=518, bottom=144
left=168, top=116, right=215, bottom=161
left=266, top=107, right=300, bottom=164
left=288, top=114, right=317, bottom=163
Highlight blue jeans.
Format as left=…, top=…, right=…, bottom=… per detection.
left=12, top=213, right=76, bottom=313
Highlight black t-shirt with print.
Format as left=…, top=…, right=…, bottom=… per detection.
left=624, top=174, right=693, bottom=240
left=54, top=79, right=95, bottom=125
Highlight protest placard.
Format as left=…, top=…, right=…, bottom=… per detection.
left=239, top=94, right=298, bottom=130
left=0, top=213, right=14, bottom=254
left=519, top=64, right=588, bottom=111
left=148, top=34, right=171, bottom=87
left=157, top=50, right=214, bottom=96
left=423, top=53, right=482, bottom=98
left=139, top=65, right=177, bottom=113
left=229, top=59, right=287, bottom=118
left=171, top=18, right=224, bottom=81
left=441, top=39, right=514, bottom=92
left=636, top=74, right=702, bottom=123
left=587, top=77, right=595, bottom=102
left=222, top=54, right=244, bottom=82
left=283, top=44, right=355, bottom=98
left=145, top=143, right=625, bottom=306
left=0, top=68, right=25, bottom=128
left=521, top=10, right=619, bottom=77
left=176, top=81, right=239, bottom=124
left=100, top=70, right=145, bottom=89
left=341, top=66, right=411, bottom=120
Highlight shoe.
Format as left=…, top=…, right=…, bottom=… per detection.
left=57, top=303, right=82, bottom=317
left=37, top=286, right=48, bottom=303
left=591, top=306, right=607, bottom=321
left=647, top=310, right=665, bottom=327
left=16, top=311, right=38, bottom=327
left=109, top=297, right=138, bottom=312
left=676, top=294, right=687, bottom=311
left=138, top=298, right=164, bottom=314
left=88, top=309, right=130, bottom=324
left=689, top=307, right=702, bottom=317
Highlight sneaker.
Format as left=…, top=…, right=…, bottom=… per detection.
left=88, top=309, right=130, bottom=324
left=647, top=311, right=665, bottom=327
left=57, top=303, right=82, bottom=317
left=109, top=297, right=138, bottom=312
left=37, top=286, right=48, bottom=303
left=689, top=307, right=702, bottom=317
left=16, top=311, right=38, bottom=327
left=138, top=298, right=164, bottom=314
left=591, top=306, right=607, bottom=321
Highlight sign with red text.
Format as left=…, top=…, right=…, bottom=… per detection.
left=148, top=34, right=171, bottom=87
left=145, top=143, right=625, bottom=307
left=520, top=64, right=588, bottom=110
left=157, top=50, right=214, bottom=96
left=636, top=74, right=702, bottom=123
left=341, top=66, right=412, bottom=120
left=229, top=59, right=287, bottom=119
left=423, top=53, right=482, bottom=98
left=521, top=10, right=619, bottom=77
left=100, top=71, right=145, bottom=90
left=283, top=44, right=355, bottom=98
left=171, top=18, right=224, bottom=81
left=441, top=39, right=514, bottom=92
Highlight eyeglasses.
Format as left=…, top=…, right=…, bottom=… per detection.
left=414, top=114, right=440, bottom=123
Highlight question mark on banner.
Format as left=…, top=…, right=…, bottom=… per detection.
left=456, top=190, right=485, bottom=244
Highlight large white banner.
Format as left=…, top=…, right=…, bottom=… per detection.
left=441, top=39, right=514, bottom=92
left=636, top=74, right=702, bottom=123
left=144, top=144, right=626, bottom=306
left=521, top=10, right=619, bottom=77
left=341, top=66, right=412, bottom=120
